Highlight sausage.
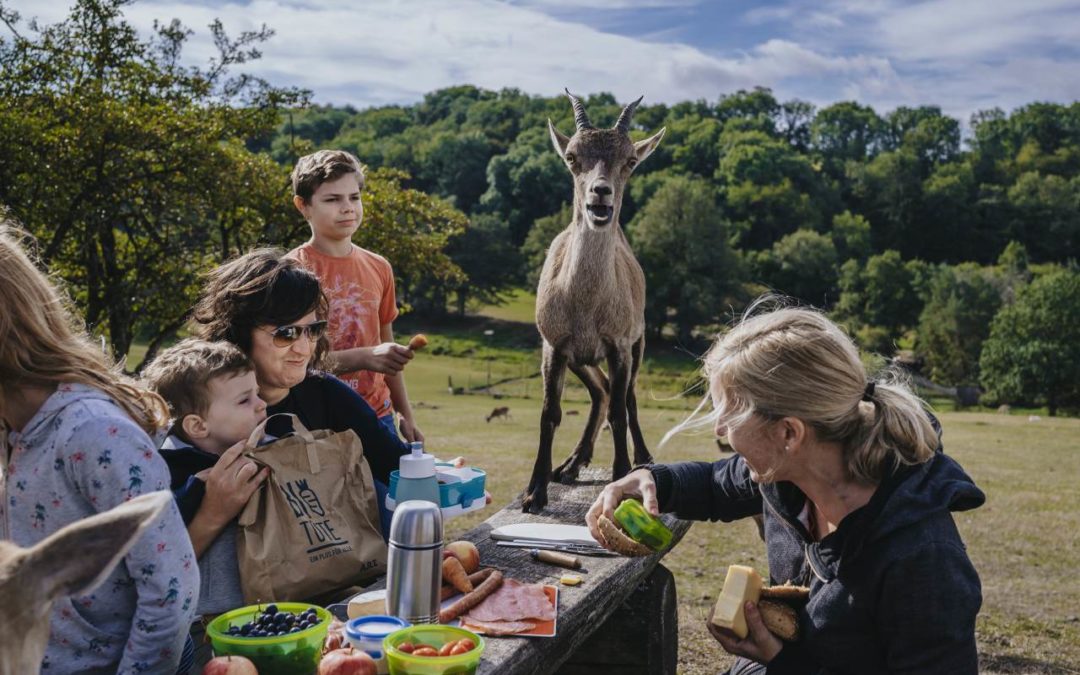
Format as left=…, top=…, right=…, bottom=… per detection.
left=439, top=570, right=503, bottom=623
left=408, top=334, right=428, bottom=351
left=440, top=568, right=495, bottom=601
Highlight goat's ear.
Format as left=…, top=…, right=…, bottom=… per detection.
left=548, top=119, right=570, bottom=157
left=634, top=127, right=666, bottom=164
left=23, top=491, right=171, bottom=600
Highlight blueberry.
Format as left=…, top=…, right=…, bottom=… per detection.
left=265, top=604, right=278, bottom=615
left=240, top=625, right=252, bottom=636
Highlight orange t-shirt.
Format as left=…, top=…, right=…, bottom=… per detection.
left=288, top=243, right=399, bottom=415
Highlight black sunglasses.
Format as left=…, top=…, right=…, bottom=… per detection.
left=260, top=320, right=328, bottom=348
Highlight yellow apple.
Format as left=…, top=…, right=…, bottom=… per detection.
left=443, top=540, right=480, bottom=573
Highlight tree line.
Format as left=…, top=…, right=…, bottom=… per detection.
left=1, top=0, right=1076, bottom=413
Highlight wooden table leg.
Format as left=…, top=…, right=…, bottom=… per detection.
left=557, top=563, right=678, bottom=675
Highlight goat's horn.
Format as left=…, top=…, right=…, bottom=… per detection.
left=565, top=88, right=594, bottom=131
left=614, top=95, right=644, bottom=133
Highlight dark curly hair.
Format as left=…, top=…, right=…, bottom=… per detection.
left=191, top=248, right=330, bottom=370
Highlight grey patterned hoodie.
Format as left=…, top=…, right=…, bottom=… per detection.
left=0, top=383, right=199, bottom=674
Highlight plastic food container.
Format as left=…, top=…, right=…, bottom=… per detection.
left=387, top=465, right=487, bottom=518
left=206, top=602, right=331, bottom=675
left=383, top=625, right=484, bottom=675
left=614, top=498, right=673, bottom=551
left=345, top=615, right=411, bottom=674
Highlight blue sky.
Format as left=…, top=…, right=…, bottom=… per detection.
left=10, top=0, right=1080, bottom=122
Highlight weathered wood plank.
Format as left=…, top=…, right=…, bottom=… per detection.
left=460, top=468, right=689, bottom=674
left=557, top=564, right=678, bottom=675
left=355, top=467, right=690, bottom=675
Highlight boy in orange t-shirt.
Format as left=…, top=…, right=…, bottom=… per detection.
left=287, top=149, right=423, bottom=443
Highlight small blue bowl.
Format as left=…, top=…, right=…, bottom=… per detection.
left=345, top=615, right=410, bottom=664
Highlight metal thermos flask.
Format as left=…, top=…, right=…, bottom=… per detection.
left=385, top=499, right=443, bottom=624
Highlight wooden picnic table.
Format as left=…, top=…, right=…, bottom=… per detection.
left=352, top=467, right=691, bottom=675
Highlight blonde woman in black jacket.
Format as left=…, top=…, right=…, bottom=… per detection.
left=586, top=303, right=983, bottom=675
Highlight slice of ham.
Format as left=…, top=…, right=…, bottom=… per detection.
left=465, top=578, right=555, bottom=623
left=462, top=618, right=537, bottom=636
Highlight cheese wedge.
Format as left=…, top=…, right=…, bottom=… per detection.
left=710, top=565, right=763, bottom=638
left=347, top=589, right=387, bottom=619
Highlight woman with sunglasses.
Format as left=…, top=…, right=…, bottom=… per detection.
left=189, top=248, right=410, bottom=537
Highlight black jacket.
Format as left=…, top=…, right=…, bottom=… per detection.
left=266, top=371, right=409, bottom=484
left=650, top=451, right=984, bottom=675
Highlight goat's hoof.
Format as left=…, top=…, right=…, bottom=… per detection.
left=521, top=490, right=548, bottom=514
left=552, top=462, right=580, bottom=484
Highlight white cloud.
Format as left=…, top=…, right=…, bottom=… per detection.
left=5, top=0, right=1079, bottom=123
left=742, top=0, right=1080, bottom=119
left=7, top=0, right=897, bottom=110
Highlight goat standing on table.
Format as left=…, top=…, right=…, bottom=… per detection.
left=523, top=91, right=665, bottom=513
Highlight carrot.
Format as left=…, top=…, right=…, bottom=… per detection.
left=442, top=556, right=473, bottom=594
left=440, top=568, right=495, bottom=601
left=439, top=570, right=504, bottom=623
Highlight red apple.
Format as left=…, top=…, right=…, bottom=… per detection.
left=202, top=655, right=258, bottom=675
left=444, top=540, right=480, bottom=573
left=317, top=647, right=377, bottom=675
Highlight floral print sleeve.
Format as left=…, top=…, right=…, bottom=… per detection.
left=63, top=413, right=199, bottom=674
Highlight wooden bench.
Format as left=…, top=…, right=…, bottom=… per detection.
left=360, top=467, right=691, bottom=674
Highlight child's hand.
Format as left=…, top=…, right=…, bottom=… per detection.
left=399, top=417, right=424, bottom=443
left=202, top=440, right=269, bottom=526
left=369, top=342, right=413, bottom=375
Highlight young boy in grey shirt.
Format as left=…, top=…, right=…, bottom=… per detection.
left=143, top=339, right=271, bottom=617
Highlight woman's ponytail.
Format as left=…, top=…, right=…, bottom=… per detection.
left=844, top=371, right=937, bottom=483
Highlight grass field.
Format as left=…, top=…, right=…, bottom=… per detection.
left=393, top=292, right=1080, bottom=674
left=404, top=354, right=1080, bottom=673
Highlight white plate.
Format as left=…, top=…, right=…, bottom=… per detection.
left=489, top=523, right=599, bottom=546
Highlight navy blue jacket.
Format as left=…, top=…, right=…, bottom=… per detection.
left=651, top=451, right=984, bottom=674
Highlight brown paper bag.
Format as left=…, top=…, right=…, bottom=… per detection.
left=236, top=414, right=387, bottom=604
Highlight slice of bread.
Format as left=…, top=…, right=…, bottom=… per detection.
left=597, top=515, right=653, bottom=557
left=760, top=582, right=810, bottom=603
left=758, top=599, right=800, bottom=641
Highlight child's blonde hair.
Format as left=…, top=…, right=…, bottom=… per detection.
left=666, top=298, right=937, bottom=483
left=141, top=338, right=253, bottom=423
left=0, top=221, right=168, bottom=434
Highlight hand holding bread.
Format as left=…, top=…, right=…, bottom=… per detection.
left=585, top=468, right=660, bottom=549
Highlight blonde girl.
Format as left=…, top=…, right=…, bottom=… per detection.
left=0, top=222, right=199, bottom=674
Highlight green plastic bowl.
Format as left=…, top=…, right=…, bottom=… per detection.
left=384, top=625, right=484, bottom=675
left=206, top=602, right=331, bottom=675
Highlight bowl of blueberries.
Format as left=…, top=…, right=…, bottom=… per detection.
left=206, top=602, right=332, bottom=675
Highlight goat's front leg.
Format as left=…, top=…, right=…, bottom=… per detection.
left=553, top=363, right=609, bottom=484
left=523, top=343, right=567, bottom=513
left=627, top=335, right=653, bottom=466
left=606, top=345, right=633, bottom=481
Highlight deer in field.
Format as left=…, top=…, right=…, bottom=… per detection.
left=486, top=406, right=512, bottom=422
left=522, top=91, right=665, bottom=513
left=0, top=491, right=171, bottom=674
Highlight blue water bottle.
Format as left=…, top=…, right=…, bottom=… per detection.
left=393, top=441, right=440, bottom=506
